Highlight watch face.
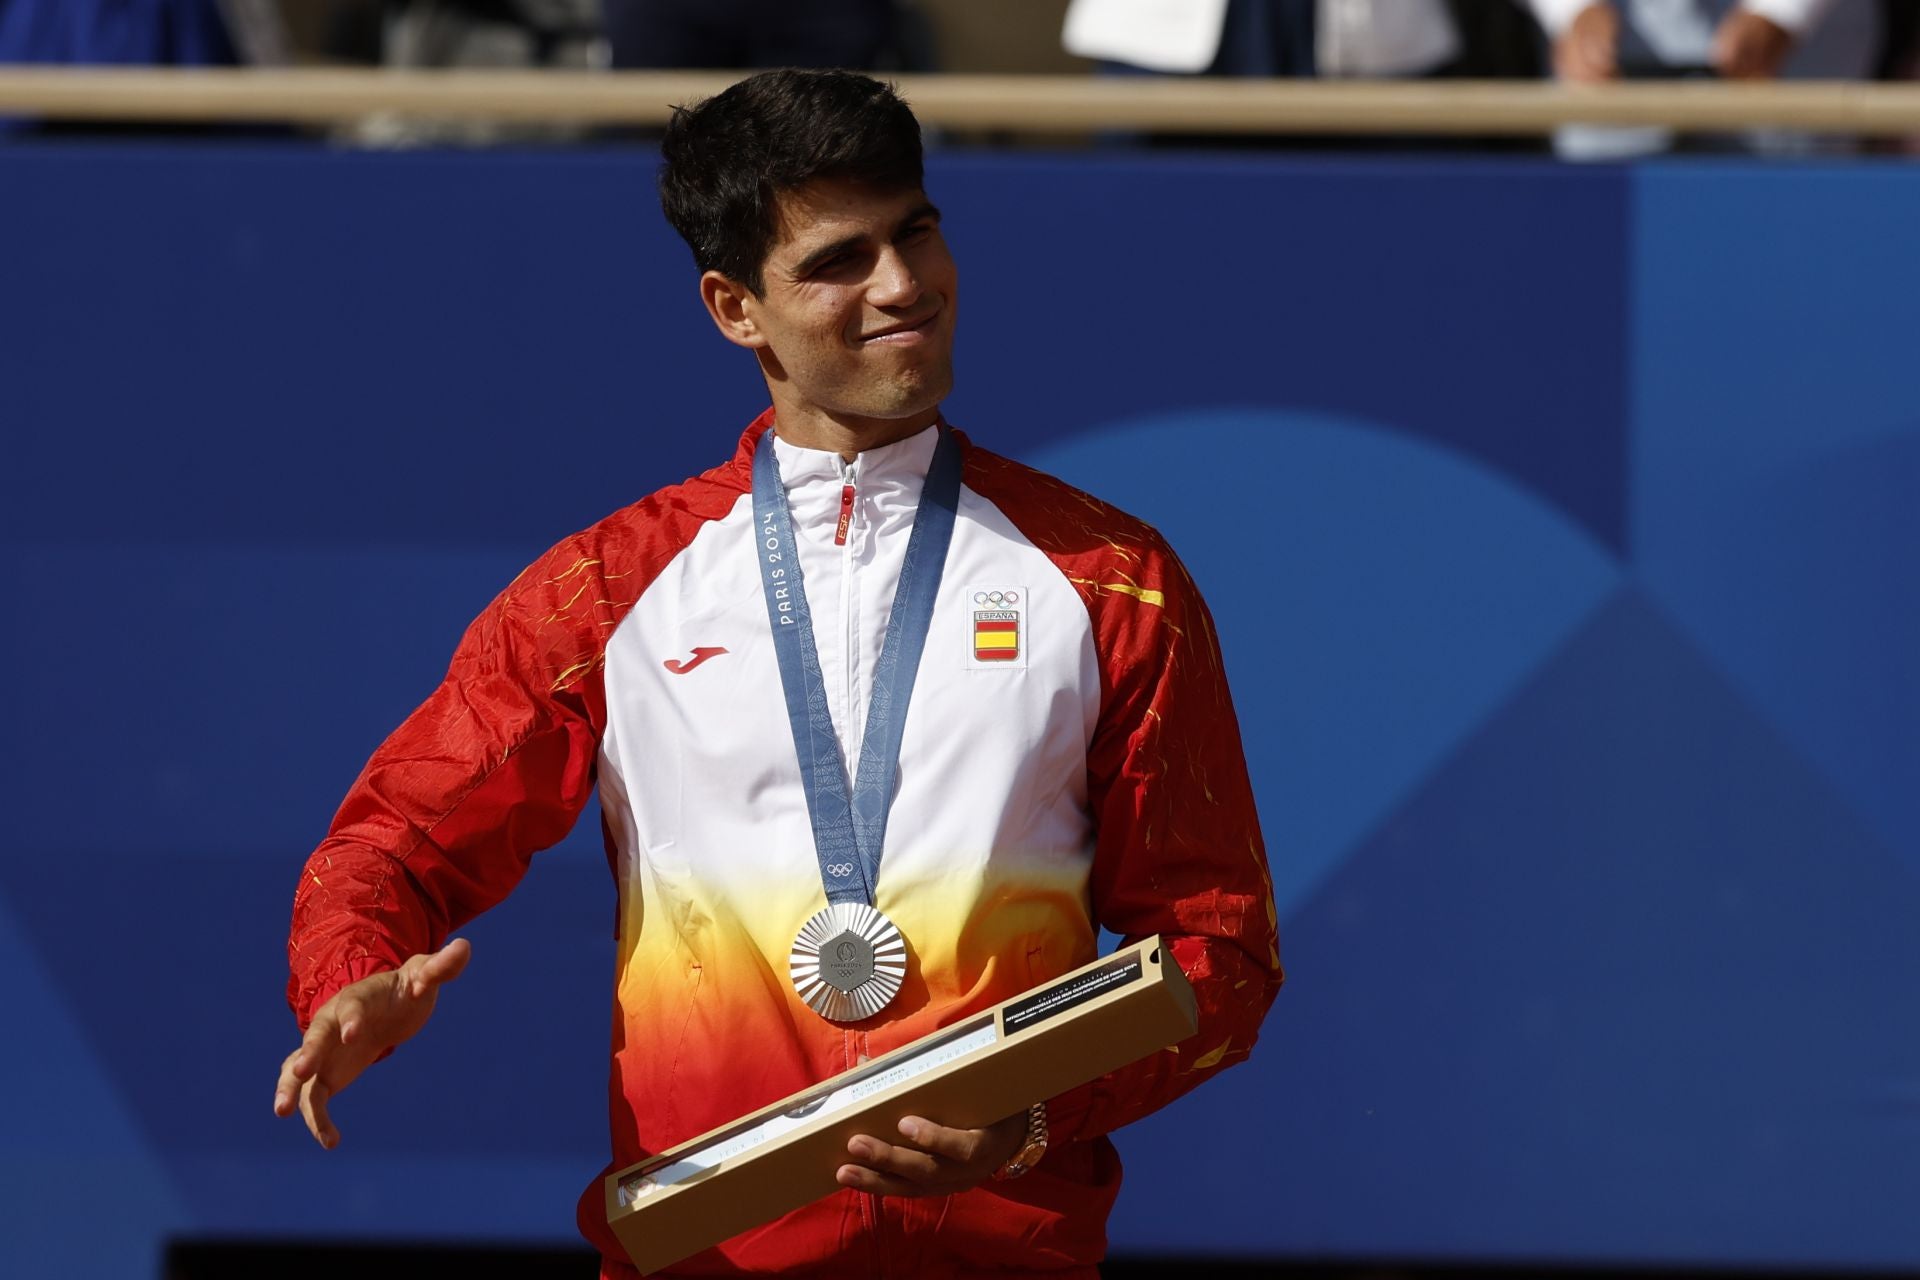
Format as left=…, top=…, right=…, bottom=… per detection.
left=996, top=1103, right=1049, bottom=1179
left=996, top=1137, right=1048, bottom=1180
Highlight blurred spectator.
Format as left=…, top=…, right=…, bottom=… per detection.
left=1061, top=0, right=1543, bottom=149
left=322, top=1, right=603, bottom=146
left=1530, top=0, right=1883, bottom=157
left=1062, top=0, right=1542, bottom=81
left=311, top=0, right=925, bottom=144
left=371, top=0, right=603, bottom=70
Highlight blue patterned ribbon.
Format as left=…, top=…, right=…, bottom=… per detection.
left=751, top=426, right=962, bottom=906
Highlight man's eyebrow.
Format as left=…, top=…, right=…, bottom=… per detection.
left=788, top=203, right=944, bottom=280
left=790, top=232, right=867, bottom=281
left=899, top=202, right=942, bottom=230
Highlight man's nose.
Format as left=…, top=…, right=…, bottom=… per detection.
left=867, top=246, right=922, bottom=308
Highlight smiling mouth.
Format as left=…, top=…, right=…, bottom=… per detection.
left=859, top=310, right=940, bottom=344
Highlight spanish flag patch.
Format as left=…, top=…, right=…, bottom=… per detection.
left=967, top=587, right=1026, bottom=668
left=974, top=612, right=1019, bottom=661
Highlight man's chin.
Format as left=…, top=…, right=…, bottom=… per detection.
left=851, top=374, right=952, bottom=426
left=893, top=365, right=955, bottom=416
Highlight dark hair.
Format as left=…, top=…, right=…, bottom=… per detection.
left=658, top=69, right=925, bottom=295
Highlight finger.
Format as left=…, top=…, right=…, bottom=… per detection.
left=846, top=1134, right=945, bottom=1185
left=895, top=1116, right=981, bottom=1164
left=291, top=1005, right=344, bottom=1078
left=274, top=1049, right=305, bottom=1116
left=410, top=937, right=472, bottom=997
left=835, top=1162, right=925, bottom=1197
left=330, top=991, right=370, bottom=1047
left=299, top=1077, right=340, bottom=1150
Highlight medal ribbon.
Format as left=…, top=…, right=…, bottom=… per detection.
left=752, top=425, right=962, bottom=908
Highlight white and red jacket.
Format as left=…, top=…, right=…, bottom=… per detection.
left=288, top=411, right=1282, bottom=1278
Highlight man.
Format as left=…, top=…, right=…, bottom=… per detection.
left=1534, top=0, right=1873, bottom=82
left=274, top=69, right=1280, bottom=1278
left=1530, top=0, right=1880, bottom=156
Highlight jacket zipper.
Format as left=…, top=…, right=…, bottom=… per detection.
left=835, top=462, right=877, bottom=1272
left=838, top=455, right=861, bottom=766
left=834, top=477, right=856, bottom=547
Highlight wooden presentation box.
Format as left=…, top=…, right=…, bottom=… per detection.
left=605, top=935, right=1197, bottom=1275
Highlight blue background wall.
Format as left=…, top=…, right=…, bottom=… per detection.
left=1, top=146, right=1915, bottom=1277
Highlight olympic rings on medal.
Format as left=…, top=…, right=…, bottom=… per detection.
left=971, top=590, right=1020, bottom=606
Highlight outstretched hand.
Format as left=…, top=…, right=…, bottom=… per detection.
left=272, top=938, right=471, bottom=1149
left=836, top=1110, right=1028, bottom=1197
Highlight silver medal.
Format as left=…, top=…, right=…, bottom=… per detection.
left=790, top=902, right=906, bottom=1022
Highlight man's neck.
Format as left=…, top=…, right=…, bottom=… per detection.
left=769, top=404, right=940, bottom=462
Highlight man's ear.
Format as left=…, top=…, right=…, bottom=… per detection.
left=699, top=271, right=767, bottom=350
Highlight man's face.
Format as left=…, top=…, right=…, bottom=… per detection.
left=726, top=179, right=956, bottom=436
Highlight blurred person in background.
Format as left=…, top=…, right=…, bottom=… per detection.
left=370, top=0, right=603, bottom=69
left=308, top=1, right=604, bottom=144
left=1062, top=0, right=1542, bottom=81
left=1061, top=0, right=1544, bottom=148
left=1529, top=0, right=1883, bottom=156
left=263, top=1, right=933, bottom=137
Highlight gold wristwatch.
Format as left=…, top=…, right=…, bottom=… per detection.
left=991, top=1102, right=1049, bottom=1180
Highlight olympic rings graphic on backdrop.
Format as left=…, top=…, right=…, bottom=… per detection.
left=971, top=590, right=1020, bottom=606
left=826, top=861, right=855, bottom=878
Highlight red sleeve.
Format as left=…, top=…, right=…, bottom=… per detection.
left=964, top=446, right=1283, bottom=1145
left=284, top=546, right=608, bottom=1029
left=285, top=435, right=759, bottom=1031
